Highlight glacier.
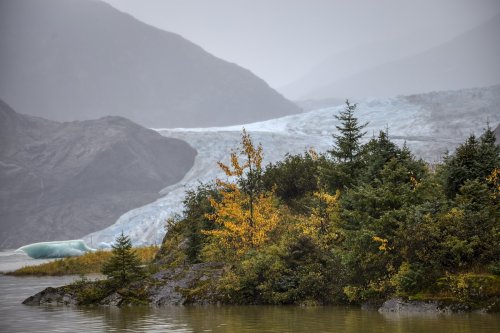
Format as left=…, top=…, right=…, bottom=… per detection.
left=16, top=240, right=95, bottom=259
left=83, top=88, right=500, bottom=247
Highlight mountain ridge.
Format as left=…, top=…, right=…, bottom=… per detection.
left=0, top=0, right=300, bottom=128
left=0, top=100, right=197, bottom=248
left=284, top=13, right=500, bottom=100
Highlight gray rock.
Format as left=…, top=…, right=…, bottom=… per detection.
left=23, top=263, right=225, bottom=306
left=149, top=263, right=224, bottom=306
left=100, top=292, right=123, bottom=306
left=378, top=297, right=451, bottom=314
left=22, top=287, right=77, bottom=306
left=0, top=101, right=196, bottom=247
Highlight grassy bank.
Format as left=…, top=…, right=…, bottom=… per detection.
left=7, top=246, right=159, bottom=276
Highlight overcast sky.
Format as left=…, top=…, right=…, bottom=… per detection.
left=101, top=0, right=500, bottom=88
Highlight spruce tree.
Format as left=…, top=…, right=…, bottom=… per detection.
left=327, top=100, right=368, bottom=189
left=101, top=232, right=144, bottom=285
left=329, top=100, right=368, bottom=163
left=442, top=125, right=500, bottom=198
left=478, top=124, right=500, bottom=175
left=359, top=130, right=399, bottom=183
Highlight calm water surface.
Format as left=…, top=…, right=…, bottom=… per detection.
left=1, top=275, right=500, bottom=333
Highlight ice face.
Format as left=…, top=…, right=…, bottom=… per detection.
left=83, top=89, right=500, bottom=247
left=16, top=240, right=95, bottom=259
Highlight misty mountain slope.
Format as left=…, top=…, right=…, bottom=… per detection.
left=298, top=14, right=500, bottom=100
left=0, top=0, right=300, bottom=128
left=0, top=101, right=196, bottom=248
left=279, top=26, right=466, bottom=100
left=83, top=85, right=500, bottom=247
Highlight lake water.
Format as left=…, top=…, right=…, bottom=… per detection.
left=0, top=249, right=55, bottom=273
left=1, top=251, right=500, bottom=332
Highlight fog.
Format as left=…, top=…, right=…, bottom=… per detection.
left=101, top=0, right=500, bottom=89
left=1, top=0, right=499, bottom=256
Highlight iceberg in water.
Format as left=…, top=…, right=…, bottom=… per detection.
left=16, top=239, right=96, bottom=259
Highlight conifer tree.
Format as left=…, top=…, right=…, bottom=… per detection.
left=330, top=100, right=368, bottom=163
left=442, top=126, right=500, bottom=198
left=101, top=232, right=144, bottom=285
left=327, top=100, right=368, bottom=189
left=359, top=130, right=399, bottom=183
left=479, top=124, right=500, bottom=173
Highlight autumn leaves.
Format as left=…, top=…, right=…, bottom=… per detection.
left=203, top=129, right=279, bottom=257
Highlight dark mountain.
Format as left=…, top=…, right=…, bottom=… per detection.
left=301, top=13, right=500, bottom=100
left=0, top=100, right=196, bottom=248
left=0, top=0, right=300, bottom=128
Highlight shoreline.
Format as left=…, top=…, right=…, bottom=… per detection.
left=18, top=263, right=500, bottom=314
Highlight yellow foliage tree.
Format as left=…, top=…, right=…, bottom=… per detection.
left=203, top=129, right=279, bottom=257
left=297, top=149, right=343, bottom=246
left=297, top=190, right=343, bottom=247
left=487, top=167, right=500, bottom=200
left=311, top=190, right=341, bottom=235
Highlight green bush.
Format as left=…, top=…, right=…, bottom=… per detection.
left=442, top=273, right=500, bottom=303
left=488, top=262, right=500, bottom=276
left=391, top=262, right=425, bottom=294
left=66, top=277, right=111, bottom=305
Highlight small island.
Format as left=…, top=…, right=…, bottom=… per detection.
left=21, top=103, right=500, bottom=312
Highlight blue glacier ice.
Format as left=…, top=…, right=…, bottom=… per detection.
left=16, top=240, right=96, bottom=259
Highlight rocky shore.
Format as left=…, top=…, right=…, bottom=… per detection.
left=23, top=262, right=225, bottom=306
left=23, top=287, right=78, bottom=306
left=23, top=265, right=500, bottom=314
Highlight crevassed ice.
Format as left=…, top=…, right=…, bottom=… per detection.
left=83, top=95, right=500, bottom=247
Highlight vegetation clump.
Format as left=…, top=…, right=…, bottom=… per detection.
left=156, top=101, right=499, bottom=308
left=101, top=232, right=144, bottom=285
left=8, top=246, right=158, bottom=276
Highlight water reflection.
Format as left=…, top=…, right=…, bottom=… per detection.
left=1, top=275, right=499, bottom=333
left=86, top=305, right=500, bottom=333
